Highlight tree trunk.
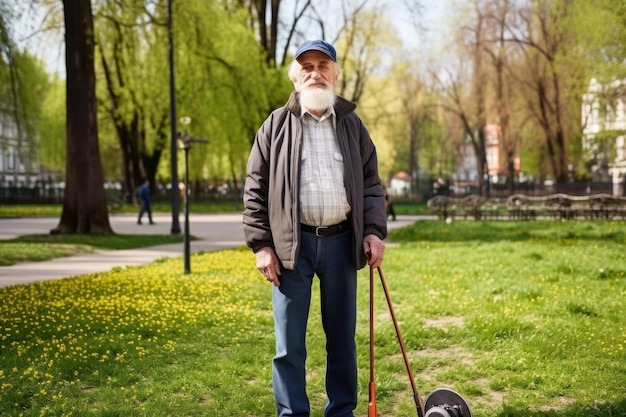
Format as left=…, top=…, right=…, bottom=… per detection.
left=253, top=0, right=270, bottom=63
left=409, top=116, right=419, bottom=194
left=473, top=125, right=488, bottom=197
left=506, top=151, right=516, bottom=194
left=53, top=0, right=112, bottom=234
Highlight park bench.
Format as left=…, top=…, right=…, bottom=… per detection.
left=427, top=193, right=626, bottom=220
left=427, top=195, right=501, bottom=220
left=506, top=193, right=626, bottom=220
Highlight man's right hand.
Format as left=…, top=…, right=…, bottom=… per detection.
left=256, top=247, right=282, bottom=286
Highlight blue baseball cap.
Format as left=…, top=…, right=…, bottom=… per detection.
left=294, top=40, right=337, bottom=62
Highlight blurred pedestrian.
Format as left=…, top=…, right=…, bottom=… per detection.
left=136, top=179, right=155, bottom=225
left=384, top=187, right=396, bottom=221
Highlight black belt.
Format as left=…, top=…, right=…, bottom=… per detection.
left=301, top=220, right=351, bottom=237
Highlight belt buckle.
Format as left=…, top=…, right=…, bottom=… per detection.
left=315, top=226, right=330, bottom=237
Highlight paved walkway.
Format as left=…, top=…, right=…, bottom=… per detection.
left=0, top=214, right=424, bottom=288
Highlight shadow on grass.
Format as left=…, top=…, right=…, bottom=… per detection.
left=496, top=397, right=626, bottom=417
left=389, top=220, right=626, bottom=244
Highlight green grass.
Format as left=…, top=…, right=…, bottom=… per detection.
left=0, top=234, right=184, bottom=266
left=0, top=200, right=243, bottom=217
left=0, top=200, right=425, bottom=218
left=389, top=218, right=626, bottom=243
left=0, top=221, right=624, bottom=416
left=390, top=201, right=431, bottom=215
left=0, top=204, right=64, bottom=217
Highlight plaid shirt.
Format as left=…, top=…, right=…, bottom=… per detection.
left=299, top=109, right=351, bottom=226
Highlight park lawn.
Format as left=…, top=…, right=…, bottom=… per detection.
left=0, top=221, right=624, bottom=417
left=0, top=201, right=429, bottom=218
left=0, top=234, right=185, bottom=266
left=0, top=200, right=243, bottom=218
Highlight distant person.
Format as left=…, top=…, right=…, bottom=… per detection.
left=384, top=187, right=396, bottom=221
left=136, top=180, right=155, bottom=225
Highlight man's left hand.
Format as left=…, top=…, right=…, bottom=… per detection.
left=363, top=234, right=385, bottom=268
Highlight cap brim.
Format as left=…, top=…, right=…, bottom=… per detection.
left=296, top=47, right=335, bottom=61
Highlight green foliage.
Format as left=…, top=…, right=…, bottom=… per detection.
left=171, top=1, right=290, bottom=184
left=0, top=50, right=50, bottom=155
left=584, top=0, right=626, bottom=81
left=0, top=1, right=15, bottom=64
left=39, top=77, right=66, bottom=174
left=1, top=3, right=59, bottom=177
left=89, top=0, right=290, bottom=187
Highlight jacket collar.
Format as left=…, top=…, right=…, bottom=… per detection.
left=285, top=91, right=357, bottom=120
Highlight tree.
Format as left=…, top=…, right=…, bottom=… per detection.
left=40, top=77, right=66, bottom=177
left=52, top=0, right=111, bottom=234
left=507, top=0, right=589, bottom=184
left=95, top=0, right=163, bottom=201
left=457, top=0, right=536, bottom=193
left=429, top=0, right=612, bottom=192
left=82, top=0, right=286, bottom=199
left=0, top=52, right=49, bottom=156
left=334, top=5, right=399, bottom=104
left=575, top=0, right=626, bottom=184
left=586, top=0, right=626, bottom=83
left=0, top=1, right=17, bottom=106
left=389, top=60, right=430, bottom=193
left=432, top=0, right=492, bottom=196
left=0, top=2, right=54, bottom=189
left=245, top=0, right=313, bottom=67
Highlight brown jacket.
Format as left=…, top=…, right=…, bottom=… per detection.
left=242, top=92, right=387, bottom=270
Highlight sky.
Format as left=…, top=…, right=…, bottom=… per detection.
left=13, top=3, right=65, bottom=76
left=390, top=0, right=452, bottom=44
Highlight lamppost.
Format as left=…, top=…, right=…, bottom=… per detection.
left=167, top=0, right=181, bottom=235
left=178, top=121, right=209, bottom=274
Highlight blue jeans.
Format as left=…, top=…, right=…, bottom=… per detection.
left=272, top=229, right=357, bottom=417
left=138, top=199, right=153, bottom=223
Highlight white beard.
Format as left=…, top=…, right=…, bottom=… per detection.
left=298, top=86, right=336, bottom=113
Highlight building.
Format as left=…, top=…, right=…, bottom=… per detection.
left=0, top=109, right=41, bottom=188
left=451, top=124, right=505, bottom=194
left=582, top=78, right=626, bottom=195
left=388, top=171, right=411, bottom=197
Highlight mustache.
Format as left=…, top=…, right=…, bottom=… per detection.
left=301, top=78, right=332, bottom=90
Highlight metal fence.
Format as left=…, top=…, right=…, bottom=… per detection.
left=0, top=181, right=621, bottom=205
left=0, top=185, right=243, bottom=205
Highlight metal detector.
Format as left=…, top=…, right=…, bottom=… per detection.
left=369, top=265, right=473, bottom=417
left=424, top=389, right=473, bottom=417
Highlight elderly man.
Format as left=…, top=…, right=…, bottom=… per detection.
left=243, top=39, right=387, bottom=417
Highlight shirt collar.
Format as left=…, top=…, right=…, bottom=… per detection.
left=301, top=106, right=335, bottom=122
